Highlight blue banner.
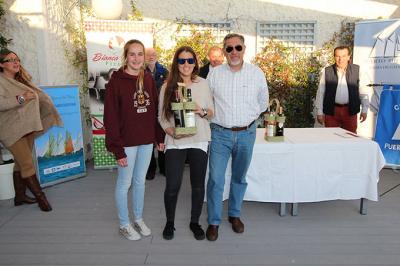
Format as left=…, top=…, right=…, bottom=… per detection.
left=34, top=85, right=86, bottom=186
left=375, top=85, right=400, bottom=167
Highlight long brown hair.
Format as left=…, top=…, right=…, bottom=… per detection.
left=122, top=39, right=145, bottom=92
left=0, top=49, right=35, bottom=89
left=162, top=46, right=199, bottom=119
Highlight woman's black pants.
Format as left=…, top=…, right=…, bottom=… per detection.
left=164, top=148, right=208, bottom=223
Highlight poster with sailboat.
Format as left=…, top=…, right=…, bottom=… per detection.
left=34, top=85, right=86, bottom=186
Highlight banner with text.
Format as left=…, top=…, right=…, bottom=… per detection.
left=84, top=20, right=153, bottom=168
left=375, top=86, right=400, bottom=167
left=34, top=85, right=86, bottom=186
left=353, top=19, right=400, bottom=139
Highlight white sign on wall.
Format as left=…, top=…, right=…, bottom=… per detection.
left=353, top=19, right=400, bottom=139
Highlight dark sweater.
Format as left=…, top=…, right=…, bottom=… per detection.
left=104, top=69, right=163, bottom=160
left=199, top=63, right=210, bottom=79
left=146, top=62, right=168, bottom=91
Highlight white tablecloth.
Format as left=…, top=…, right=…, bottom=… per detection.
left=216, top=128, right=385, bottom=203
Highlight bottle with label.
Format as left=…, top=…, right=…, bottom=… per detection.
left=276, top=106, right=284, bottom=137
left=266, top=111, right=276, bottom=137
left=184, top=88, right=196, bottom=127
left=173, top=89, right=185, bottom=128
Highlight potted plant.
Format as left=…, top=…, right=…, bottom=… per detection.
left=0, top=144, right=15, bottom=200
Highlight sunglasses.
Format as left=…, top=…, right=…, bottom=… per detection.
left=177, top=58, right=195, bottom=65
left=225, top=45, right=243, bottom=53
left=2, top=58, right=20, bottom=63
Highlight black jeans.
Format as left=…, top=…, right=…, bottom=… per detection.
left=164, top=148, right=208, bottom=223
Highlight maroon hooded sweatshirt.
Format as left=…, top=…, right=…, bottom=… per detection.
left=104, top=69, right=163, bottom=160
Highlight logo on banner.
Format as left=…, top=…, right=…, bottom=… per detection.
left=393, top=124, right=400, bottom=140
left=91, top=35, right=126, bottom=65
left=108, top=35, right=126, bottom=50
left=369, top=20, right=400, bottom=58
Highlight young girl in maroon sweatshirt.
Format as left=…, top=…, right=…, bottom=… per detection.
left=104, top=39, right=163, bottom=241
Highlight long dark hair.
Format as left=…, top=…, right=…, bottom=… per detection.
left=0, top=49, right=35, bottom=89
left=121, top=39, right=145, bottom=92
left=162, top=46, right=199, bottom=119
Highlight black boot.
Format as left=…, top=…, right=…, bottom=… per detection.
left=13, top=172, right=36, bottom=206
left=23, top=174, right=52, bottom=212
left=162, top=221, right=175, bottom=240
left=189, top=222, right=205, bottom=240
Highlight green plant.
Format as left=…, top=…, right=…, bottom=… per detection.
left=0, top=0, right=12, bottom=49
left=254, top=40, right=321, bottom=128
left=254, top=20, right=356, bottom=128
left=157, top=26, right=217, bottom=68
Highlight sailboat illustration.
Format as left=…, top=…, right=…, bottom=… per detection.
left=64, top=131, right=74, bottom=154
left=393, top=123, right=400, bottom=140
left=370, top=20, right=400, bottom=58
left=43, top=133, right=63, bottom=158
left=74, top=132, right=83, bottom=151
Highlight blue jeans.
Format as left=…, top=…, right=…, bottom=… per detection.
left=115, top=144, right=153, bottom=227
left=207, top=123, right=256, bottom=225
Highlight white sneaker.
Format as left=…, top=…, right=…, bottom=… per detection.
left=134, top=219, right=151, bottom=236
left=119, top=224, right=141, bottom=241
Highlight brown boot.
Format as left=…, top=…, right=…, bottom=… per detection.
left=23, top=174, right=52, bottom=212
left=13, top=172, right=36, bottom=206
left=206, top=225, right=219, bottom=241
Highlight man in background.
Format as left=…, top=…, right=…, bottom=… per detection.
left=145, top=47, right=168, bottom=180
left=315, top=46, right=369, bottom=133
left=199, top=46, right=224, bottom=79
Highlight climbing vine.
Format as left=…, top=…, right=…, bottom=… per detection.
left=62, top=0, right=93, bottom=126
left=127, top=0, right=143, bottom=21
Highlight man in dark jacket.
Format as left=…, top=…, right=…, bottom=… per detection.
left=199, top=46, right=224, bottom=79
left=315, top=46, right=369, bottom=133
left=145, top=48, right=168, bottom=179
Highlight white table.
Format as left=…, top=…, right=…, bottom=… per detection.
left=216, top=128, right=385, bottom=215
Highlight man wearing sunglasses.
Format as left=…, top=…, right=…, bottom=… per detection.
left=206, top=33, right=269, bottom=241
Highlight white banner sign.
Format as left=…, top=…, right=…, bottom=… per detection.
left=353, top=19, right=400, bottom=139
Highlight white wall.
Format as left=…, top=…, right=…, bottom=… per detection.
left=130, top=0, right=399, bottom=61
left=3, top=0, right=81, bottom=85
